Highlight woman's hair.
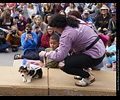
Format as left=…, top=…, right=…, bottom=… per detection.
left=44, top=3, right=53, bottom=12
left=11, top=25, right=18, bottom=31
left=44, top=25, right=55, bottom=36
left=48, top=14, right=80, bottom=29
left=68, top=11, right=82, bottom=19
left=70, top=3, right=76, bottom=9
left=96, top=3, right=102, bottom=8
left=28, top=3, right=34, bottom=9
left=44, top=13, right=52, bottom=24
left=77, top=6, right=83, bottom=14
left=25, top=23, right=32, bottom=30
left=34, top=15, right=42, bottom=29
left=1, top=8, right=11, bottom=25
left=59, top=10, right=66, bottom=17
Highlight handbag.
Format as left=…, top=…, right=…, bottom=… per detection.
left=98, top=33, right=110, bottom=47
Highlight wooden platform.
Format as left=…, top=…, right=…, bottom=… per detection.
left=49, top=68, right=116, bottom=96
left=0, top=66, right=116, bottom=96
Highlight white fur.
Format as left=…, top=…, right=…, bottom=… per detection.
left=20, top=73, right=32, bottom=83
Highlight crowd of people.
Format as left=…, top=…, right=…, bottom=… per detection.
left=0, top=3, right=117, bottom=86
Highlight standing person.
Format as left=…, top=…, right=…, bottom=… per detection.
left=39, top=14, right=105, bottom=87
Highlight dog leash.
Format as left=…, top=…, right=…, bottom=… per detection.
left=44, top=57, right=50, bottom=95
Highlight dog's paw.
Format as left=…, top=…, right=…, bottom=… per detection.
left=22, top=78, right=27, bottom=82
left=27, top=80, right=31, bottom=83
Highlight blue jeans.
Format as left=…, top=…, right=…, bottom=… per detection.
left=0, top=42, right=10, bottom=52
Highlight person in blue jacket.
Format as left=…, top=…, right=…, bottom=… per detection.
left=81, top=10, right=93, bottom=23
left=105, top=37, right=116, bottom=68
left=14, top=23, right=40, bottom=60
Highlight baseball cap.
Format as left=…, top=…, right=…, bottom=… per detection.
left=111, top=9, right=116, bottom=15
left=83, top=10, right=89, bottom=14
left=13, top=14, right=19, bottom=18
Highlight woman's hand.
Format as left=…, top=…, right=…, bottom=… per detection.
left=39, top=51, right=47, bottom=57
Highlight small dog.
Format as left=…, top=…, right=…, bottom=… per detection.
left=19, top=59, right=42, bottom=83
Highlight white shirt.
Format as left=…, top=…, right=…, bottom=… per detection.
left=27, top=6, right=37, bottom=18
left=65, top=6, right=78, bottom=14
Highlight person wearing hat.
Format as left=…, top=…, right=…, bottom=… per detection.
left=81, top=9, right=93, bottom=23
left=107, top=9, right=116, bottom=47
left=94, top=5, right=111, bottom=35
left=12, top=14, right=21, bottom=31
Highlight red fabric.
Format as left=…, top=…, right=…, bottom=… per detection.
left=55, top=3, right=68, bottom=13
left=7, top=3, right=16, bottom=7
left=7, top=3, right=16, bottom=13
left=40, top=34, right=51, bottom=48
left=98, top=33, right=110, bottom=47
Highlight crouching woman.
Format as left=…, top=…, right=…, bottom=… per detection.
left=39, top=14, right=105, bottom=87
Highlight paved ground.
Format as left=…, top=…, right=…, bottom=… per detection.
left=0, top=48, right=112, bottom=71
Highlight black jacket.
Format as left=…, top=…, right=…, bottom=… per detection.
left=0, top=17, right=13, bottom=30
left=95, top=13, right=111, bottom=32
left=108, top=18, right=116, bottom=35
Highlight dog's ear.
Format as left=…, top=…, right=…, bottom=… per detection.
left=18, top=69, right=20, bottom=72
left=18, top=66, right=23, bottom=72
left=18, top=67, right=21, bottom=72
left=27, top=65, right=30, bottom=71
